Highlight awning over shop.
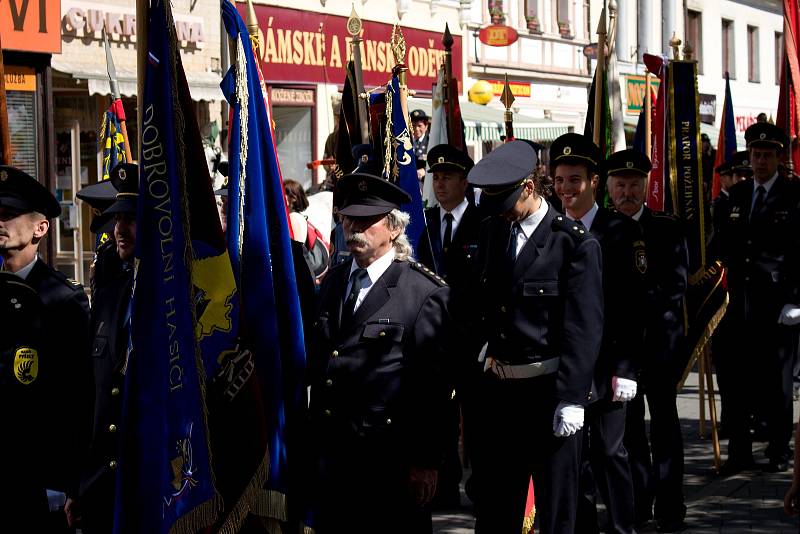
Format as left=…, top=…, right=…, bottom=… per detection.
left=51, top=61, right=224, bottom=102
left=407, top=97, right=572, bottom=144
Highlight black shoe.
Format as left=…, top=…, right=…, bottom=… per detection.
left=764, top=459, right=790, bottom=473
left=719, top=456, right=755, bottom=476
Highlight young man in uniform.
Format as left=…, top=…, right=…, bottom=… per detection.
left=467, top=140, right=604, bottom=533
left=607, top=150, right=689, bottom=532
left=306, top=171, right=452, bottom=533
left=551, top=135, right=646, bottom=534
left=0, top=165, right=91, bottom=524
left=717, top=122, right=800, bottom=474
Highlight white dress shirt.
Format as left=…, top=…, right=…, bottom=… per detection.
left=439, top=197, right=469, bottom=242
left=566, top=202, right=599, bottom=231
left=631, top=205, right=645, bottom=221
left=750, top=172, right=778, bottom=213
left=512, top=199, right=549, bottom=257
left=1, top=255, right=38, bottom=280
left=345, top=248, right=396, bottom=312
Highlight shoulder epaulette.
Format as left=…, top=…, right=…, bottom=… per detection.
left=410, top=261, right=448, bottom=287
left=47, top=267, right=85, bottom=293
left=552, top=214, right=590, bottom=240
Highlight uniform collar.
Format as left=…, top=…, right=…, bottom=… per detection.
left=566, top=202, right=599, bottom=231
left=1, top=254, right=38, bottom=280
left=517, top=199, right=549, bottom=239
left=349, top=247, right=396, bottom=286
left=440, top=197, right=469, bottom=225
left=631, top=205, right=645, bottom=221
left=754, top=171, right=778, bottom=195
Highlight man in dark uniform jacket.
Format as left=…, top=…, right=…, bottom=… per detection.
left=467, top=141, right=604, bottom=533
left=607, top=152, right=689, bottom=532
left=710, top=151, right=752, bottom=258
left=416, top=144, right=480, bottom=508
left=0, top=165, right=91, bottom=520
left=552, top=138, right=646, bottom=534
left=717, top=122, right=800, bottom=474
left=411, top=109, right=430, bottom=183
left=68, top=163, right=138, bottom=533
left=306, top=171, right=452, bottom=533
left=0, top=271, right=48, bottom=532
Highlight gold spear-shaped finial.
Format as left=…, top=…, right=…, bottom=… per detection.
left=501, top=74, right=515, bottom=142
left=245, top=0, right=263, bottom=57
left=670, top=32, right=682, bottom=60
left=347, top=3, right=362, bottom=38
left=391, top=23, right=407, bottom=67
left=592, top=7, right=607, bottom=146
left=683, top=40, right=694, bottom=61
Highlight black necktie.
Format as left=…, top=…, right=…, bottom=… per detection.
left=751, top=185, right=766, bottom=220
left=342, top=268, right=368, bottom=324
left=506, top=223, right=521, bottom=265
left=443, top=212, right=454, bottom=252
left=575, top=219, right=585, bottom=228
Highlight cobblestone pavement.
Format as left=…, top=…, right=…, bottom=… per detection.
left=433, top=372, right=800, bottom=533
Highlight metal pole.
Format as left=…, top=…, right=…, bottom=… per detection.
left=645, top=71, right=652, bottom=156
left=593, top=8, right=608, bottom=147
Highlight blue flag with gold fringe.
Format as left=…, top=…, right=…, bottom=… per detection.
left=221, top=0, right=307, bottom=526
left=113, top=0, right=219, bottom=532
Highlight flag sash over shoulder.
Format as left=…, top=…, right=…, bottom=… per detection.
left=667, top=60, right=706, bottom=284
left=114, top=0, right=219, bottom=532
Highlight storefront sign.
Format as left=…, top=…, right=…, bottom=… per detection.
left=4, top=66, right=36, bottom=91
left=241, top=4, right=462, bottom=93
left=270, top=87, right=314, bottom=105
left=735, top=114, right=759, bottom=132
left=62, top=1, right=204, bottom=46
left=699, top=93, right=716, bottom=124
left=625, top=75, right=661, bottom=115
left=0, top=0, right=61, bottom=54
left=478, top=25, right=518, bottom=47
left=486, top=79, right=531, bottom=97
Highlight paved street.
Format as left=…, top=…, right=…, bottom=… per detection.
left=432, top=372, right=800, bottom=533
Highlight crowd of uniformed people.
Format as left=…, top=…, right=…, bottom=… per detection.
left=1, top=117, right=799, bottom=533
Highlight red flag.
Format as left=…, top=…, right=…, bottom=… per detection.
left=712, top=74, right=737, bottom=198
left=778, top=0, right=800, bottom=173
left=644, top=54, right=666, bottom=210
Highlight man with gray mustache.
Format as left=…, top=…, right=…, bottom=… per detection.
left=306, top=170, right=453, bottom=534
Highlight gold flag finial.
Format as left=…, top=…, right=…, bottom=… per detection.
left=347, top=4, right=362, bottom=37
left=670, top=32, right=682, bottom=60
left=500, top=73, right=515, bottom=110
left=245, top=0, right=262, bottom=56
left=391, top=23, right=407, bottom=65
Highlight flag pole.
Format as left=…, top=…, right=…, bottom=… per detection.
left=593, top=8, right=607, bottom=147
left=443, top=23, right=454, bottom=144
left=349, top=6, right=370, bottom=142
left=104, top=29, right=134, bottom=163
left=136, top=0, right=147, bottom=162
left=501, top=74, right=515, bottom=142
left=0, top=32, right=12, bottom=165
left=645, top=71, right=652, bottom=156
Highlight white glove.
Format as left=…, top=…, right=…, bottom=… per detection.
left=612, top=376, right=637, bottom=402
left=778, top=304, right=800, bottom=326
left=552, top=401, right=584, bottom=437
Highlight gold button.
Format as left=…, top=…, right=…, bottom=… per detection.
left=386, top=418, right=392, bottom=425
left=324, top=409, right=332, bottom=416
left=539, top=289, right=544, bottom=294
left=379, top=331, right=386, bottom=337
left=745, top=258, right=750, bottom=263
left=331, top=350, right=339, bottom=358
left=111, top=387, right=120, bottom=396
left=108, top=460, right=118, bottom=470
left=500, top=333, right=506, bottom=340
left=108, top=424, right=117, bottom=433
left=325, top=379, right=333, bottom=386
left=500, top=306, right=506, bottom=312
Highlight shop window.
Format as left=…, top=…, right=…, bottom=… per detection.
left=7, top=91, right=38, bottom=178
left=556, top=0, right=572, bottom=38
left=748, top=26, right=760, bottom=83
left=273, top=106, right=313, bottom=190
left=524, top=0, right=540, bottom=33
left=722, top=19, right=736, bottom=79
left=686, top=10, right=703, bottom=74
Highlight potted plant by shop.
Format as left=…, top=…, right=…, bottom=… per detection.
left=489, top=0, right=505, bottom=24
left=526, top=15, right=541, bottom=33
left=558, top=20, right=573, bottom=38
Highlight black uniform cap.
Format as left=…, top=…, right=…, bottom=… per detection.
left=0, top=166, right=61, bottom=218
left=410, top=109, right=430, bottom=122
left=468, top=140, right=538, bottom=214
left=427, top=144, right=474, bottom=174
left=731, top=150, right=753, bottom=174
left=335, top=172, right=411, bottom=217
left=549, top=133, right=602, bottom=174
left=745, top=122, right=787, bottom=149
left=88, top=163, right=138, bottom=232
left=214, top=161, right=229, bottom=196
left=606, top=149, right=652, bottom=177
left=715, top=161, right=732, bottom=175
left=76, top=180, right=118, bottom=212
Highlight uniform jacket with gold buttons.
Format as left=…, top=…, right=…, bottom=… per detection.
left=474, top=205, right=604, bottom=406
left=308, top=257, right=452, bottom=469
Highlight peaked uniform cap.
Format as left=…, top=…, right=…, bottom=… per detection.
left=0, top=166, right=61, bottom=218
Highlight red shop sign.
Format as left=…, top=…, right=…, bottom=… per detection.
left=237, top=4, right=462, bottom=93
left=478, top=25, right=518, bottom=47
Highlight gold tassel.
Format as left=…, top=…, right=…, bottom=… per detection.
left=216, top=450, right=271, bottom=534
left=521, top=505, right=536, bottom=534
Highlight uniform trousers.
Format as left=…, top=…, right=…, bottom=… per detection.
left=577, top=400, right=636, bottom=534
left=472, top=372, right=581, bottom=534
left=624, top=374, right=685, bottom=523
left=725, top=305, right=796, bottom=463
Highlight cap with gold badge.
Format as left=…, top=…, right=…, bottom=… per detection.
left=730, top=150, right=753, bottom=176
left=427, top=144, right=474, bottom=174
left=468, top=140, right=538, bottom=214
left=549, top=133, right=602, bottom=174
left=605, top=149, right=652, bottom=178
left=0, top=166, right=61, bottom=218
left=335, top=172, right=411, bottom=217
left=744, top=122, right=788, bottom=149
